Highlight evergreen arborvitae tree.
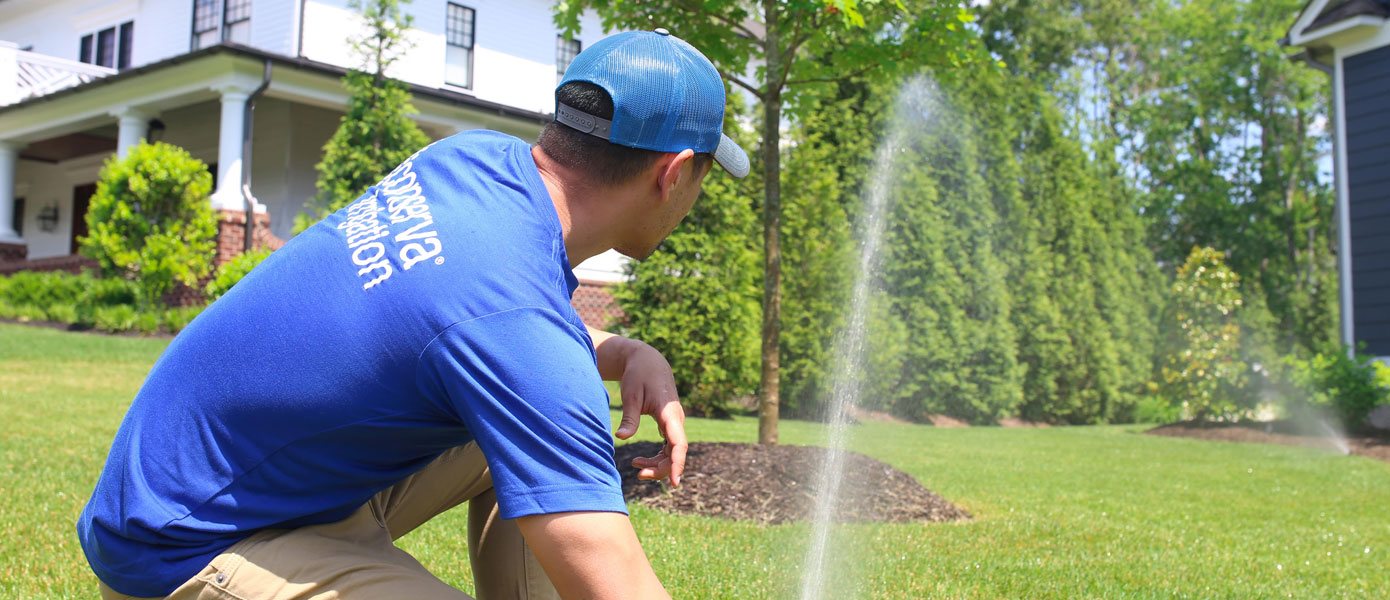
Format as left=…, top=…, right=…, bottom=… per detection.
left=875, top=79, right=1023, bottom=424
left=614, top=101, right=762, bottom=417
left=777, top=92, right=864, bottom=418
left=958, top=68, right=1162, bottom=424
left=958, top=73, right=1075, bottom=422
left=294, top=0, right=431, bottom=233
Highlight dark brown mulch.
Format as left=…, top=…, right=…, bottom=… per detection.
left=1146, top=421, right=1390, bottom=463
left=614, top=441, right=971, bottom=525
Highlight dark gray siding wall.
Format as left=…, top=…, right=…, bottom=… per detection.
left=1345, top=44, right=1390, bottom=355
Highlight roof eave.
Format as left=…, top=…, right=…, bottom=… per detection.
left=1287, top=14, right=1387, bottom=49
left=0, top=43, right=552, bottom=125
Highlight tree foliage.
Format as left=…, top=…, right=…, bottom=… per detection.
left=1112, top=0, right=1335, bottom=358
left=981, top=0, right=1335, bottom=359
left=80, top=142, right=218, bottom=307
left=556, top=0, right=984, bottom=443
left=563, top=0, right=1334, bottom=427
left=295, top=0, right=431, bottom=233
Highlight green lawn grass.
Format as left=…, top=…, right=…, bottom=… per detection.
left=2, top=322, right=1386, bottom=599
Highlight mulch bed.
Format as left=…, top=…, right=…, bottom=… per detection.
left=614, top=441, right=971, bottom=525
left=1146, top=421, right=1390, bottom=463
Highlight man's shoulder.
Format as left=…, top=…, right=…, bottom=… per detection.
left=432, top=129, right=530, bottom=158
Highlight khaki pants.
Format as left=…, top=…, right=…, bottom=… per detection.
left=99, top=443, right=558, bottom=600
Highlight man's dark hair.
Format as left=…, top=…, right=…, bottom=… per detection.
left=538, top=81, right=713, bottom=185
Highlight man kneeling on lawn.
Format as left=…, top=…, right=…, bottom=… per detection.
left=77, top=29, right=749, bottom=600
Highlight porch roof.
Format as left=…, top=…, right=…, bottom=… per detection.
left=0, top=42, right=551, bottom=125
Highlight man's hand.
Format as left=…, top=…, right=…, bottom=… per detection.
left=587, top=327, right=687, bottom=488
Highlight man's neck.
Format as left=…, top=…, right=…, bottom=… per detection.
left=532, top=145, right=623, bottom=266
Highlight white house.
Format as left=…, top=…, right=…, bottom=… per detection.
left=0, top=0, right=631, bottom=319
left=1284, top=0, right=1390, bottom=362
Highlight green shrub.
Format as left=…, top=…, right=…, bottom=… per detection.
left=134, top=310, right=162, bottom=335
left=0, top=271, right=88, bottom=306
left=0, top=299, right=17, bottom=319
left=205, top=249, right=272, bottom=301
left=13, top=303, right=48, bottom=322
left=163, top=305, right=204, bottom=334
left=80, top=275, right=139, bottom=307
left=94, top=305, right=138, bottom=333
left=80, top=141, right=217, bottom=307
left=45, top=303, right=79, bottom=324
left=1282, top=348, right=1390, bottom=428
left=1134, top=392, right=1183, bottom=424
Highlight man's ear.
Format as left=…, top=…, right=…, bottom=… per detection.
left=655, top=149, right=697, bottom=202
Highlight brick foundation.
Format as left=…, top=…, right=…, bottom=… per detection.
left=0, top=253, right=97, bottom=276
left=571, top=279, right=625, bottom=329
left=0, top=242, right=26, bottom=263
left=216, top=209, right=286, bottom=267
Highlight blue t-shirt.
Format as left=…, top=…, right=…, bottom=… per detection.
left=76, top=131, right=626, bottom=597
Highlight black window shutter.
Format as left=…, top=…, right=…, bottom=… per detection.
left=79, top=34, right=93, bottom=63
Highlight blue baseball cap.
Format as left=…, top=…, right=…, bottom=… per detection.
left=556, top=28, right=751, bottom=179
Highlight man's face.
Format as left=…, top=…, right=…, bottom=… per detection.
left=620, top=158, right=713, bottom=260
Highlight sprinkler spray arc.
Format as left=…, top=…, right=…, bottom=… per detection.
left=798, top=77, right=941, bottom=600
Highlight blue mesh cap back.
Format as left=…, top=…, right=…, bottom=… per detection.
left=559, top=30, right=728, bottom=156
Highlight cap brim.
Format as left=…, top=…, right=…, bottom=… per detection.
left=713, top=133, right=750, bottom=178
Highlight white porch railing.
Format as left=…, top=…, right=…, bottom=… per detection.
left=1, top=41, right=117, bottom=107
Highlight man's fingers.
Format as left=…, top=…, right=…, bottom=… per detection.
left=634, top=462, right=671, bottom=482
left=658, top=402, right=687, bottom=487
left=616, top=388, right=643, bottom=439
left=632, top=454, right=672, bottom=483
left=630, top=455, right=662, bottom=468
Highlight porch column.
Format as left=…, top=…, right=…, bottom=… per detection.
left=113, top=107, right=150, bottom=158
left=0, top=141, right=21, bottom=244
left=209, top=85, right=249, bottom=211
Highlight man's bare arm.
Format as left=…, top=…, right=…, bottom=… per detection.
left=518, top=511, right=670, bottom=600
left=585, top=326, right=686, bottom=487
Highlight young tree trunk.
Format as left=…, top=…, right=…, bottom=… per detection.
left=757, top=0, right=783, bottom=446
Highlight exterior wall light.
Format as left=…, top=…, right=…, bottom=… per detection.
left=37, top=204, right=59, bottom=232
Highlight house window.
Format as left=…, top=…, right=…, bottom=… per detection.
left=118, top=22, right=134, bottom=70
left=556, top=36, right=580, bottom=83
left=445, top=3, right=475, bottom=89
left=80, top=21, right=134, bottom=70
left=192, top=0, right=220, bottom=50
left=96, top=28, right=116, bottom=67
left=224, top=0, right=251, bottom=44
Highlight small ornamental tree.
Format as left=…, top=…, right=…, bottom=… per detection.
left=1159, top=246, right=1250, bottom=421
left=79, top=142, right=218, bottom=307
left=294, top=0, right=430, bottom=233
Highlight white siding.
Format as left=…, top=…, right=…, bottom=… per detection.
left=4, top=0, right=616, bottom=117
left=250, top=0, right=300, bottom=57
left=299, top=0, right=608, bottom=115
left=0, top=0, right=192, bottom=69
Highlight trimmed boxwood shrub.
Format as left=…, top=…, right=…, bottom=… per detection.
left=79, top=141, right=218, bottom=308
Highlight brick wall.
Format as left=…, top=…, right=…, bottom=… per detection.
left=0, top=252, right=97, bottom=276
left=571, top=279, right=625, bottom=329
left=0, top=242, right=26, bottom=263
left=216, top=209, right=286, bottom=267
